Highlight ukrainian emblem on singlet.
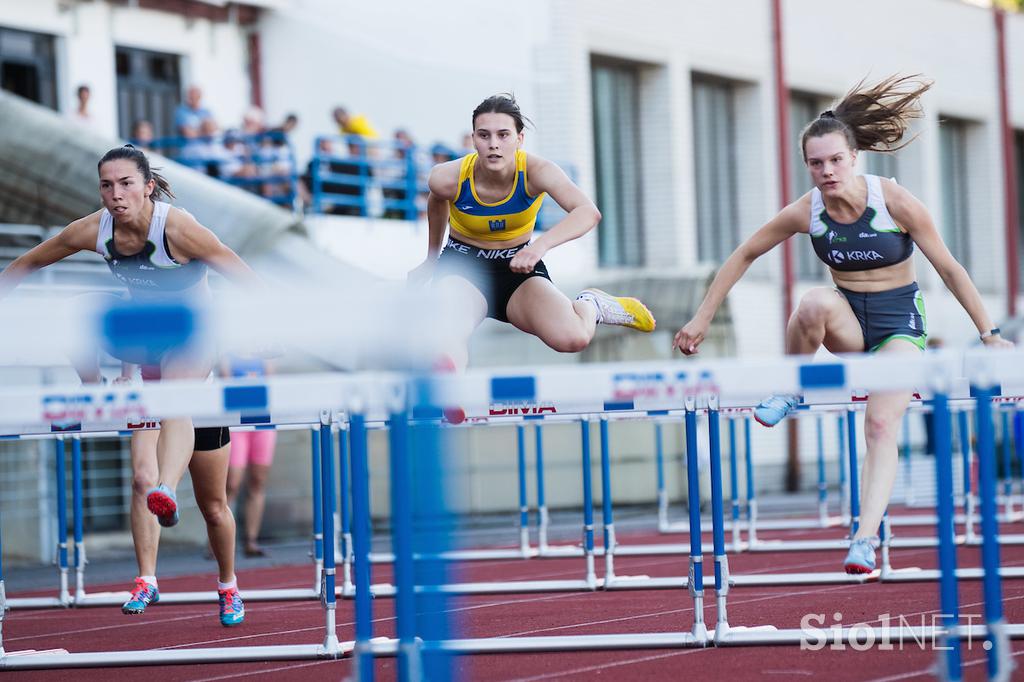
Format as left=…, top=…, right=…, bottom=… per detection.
left=488, top=219, right=507, bottom=232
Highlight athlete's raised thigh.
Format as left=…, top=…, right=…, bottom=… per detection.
left=802, top=287, right=863, bottom=353
left=505, top=276, right=577, bottom=337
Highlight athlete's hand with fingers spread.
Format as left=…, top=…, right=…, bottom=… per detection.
left=509, top=243, right=546, bottom=274
left=674, top=319, right=708, bottom=355
left=408, top=257, right=437, bottom=287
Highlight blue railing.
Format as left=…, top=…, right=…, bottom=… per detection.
left=139, top=130, right=573, bottom=229
left=308, top=135, right=426, bottom=221
left=307, top=135, right=573, bottom=229
left=134, top=131, right=299, bottom=208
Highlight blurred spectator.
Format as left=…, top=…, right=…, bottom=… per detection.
left=241, top=106, right=266, bottom=137
left=222, top=129, right=259, bottom=183
left=223, top=356, right=277, bottom=558
left=461, top=131, right=474, bottom=153
left=69, top=84, right=96, bottom=129
left=332, top=106, right=379, bottom=139
left=300, top=137, right=368, bottom=216
left=174, top=85, right=214, bottom=137
left=130, top=120, right=155, bottom=151
left=271, top=112, right=299, bottom=136
left=430, top=142, right=457, bottom=164
left=380, top=129, right=415, bottom=219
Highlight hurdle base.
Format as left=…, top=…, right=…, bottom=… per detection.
left=0, top=642, right=352, bottom=670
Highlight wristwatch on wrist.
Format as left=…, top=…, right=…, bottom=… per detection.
left=979, top=328, right=1001, bottom=340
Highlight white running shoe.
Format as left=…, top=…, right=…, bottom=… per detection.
left=575, top=288, right=656, bottom=332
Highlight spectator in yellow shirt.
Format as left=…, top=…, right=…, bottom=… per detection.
left=332, top=106, right=379, bottom=139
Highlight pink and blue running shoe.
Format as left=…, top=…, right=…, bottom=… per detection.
left=753, top=394, right=801, bottom=427
left=218, top=587, right=245, bottom=627
left=844, top=536, right=879, bottom=574
left=146, top=484, right=179, bottom=527
left=121, top=577, right=160, bottom=615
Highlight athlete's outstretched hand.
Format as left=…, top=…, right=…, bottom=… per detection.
left=674, top=318, right=708, bottom=356
left=509, top=243, right=546, bottom=274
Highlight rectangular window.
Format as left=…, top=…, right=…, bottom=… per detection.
left=790, top=93, right=824, bottom=280
left=591, top=59, right=644, bottom=267
left=939, top=118, right=971, bottom=269
left=115, top=46, right=181, bottom=140
left=0, top=26, right=57, bottom=109
left=1016, top=130, right=1024, bottom=287
left=865, top=151, right=898, bottom=180
left=692, top=76, right=738, bottom=263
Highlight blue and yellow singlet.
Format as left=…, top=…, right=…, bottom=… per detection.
left=448, top=149, right=545, bottom=242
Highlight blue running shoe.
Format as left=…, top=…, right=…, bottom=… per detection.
left=218, top=587, right=245, bottom=627
left=146, top=484, right=179, bottom=527
left=121, top=577, right=160, bottom=615
left=753, top=394, right=800, bottom=427
left=844, top=536, right=879, bottom=574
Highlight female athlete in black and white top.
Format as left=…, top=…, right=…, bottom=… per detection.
left=0, top=145, right=254, bottom=625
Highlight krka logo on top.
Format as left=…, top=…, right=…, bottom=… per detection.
left=488, top=219, right=507, bottom=232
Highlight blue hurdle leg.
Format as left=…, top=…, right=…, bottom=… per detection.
left=975, top=386, right=1011, bottom=680
left=71, top=436, right=85, bottom=603
left=655, top=421, right=668, bottom=531
left=743, top=416, right=757, bottom=546
left=580, top=419, right=597, bottom=589
left=54, top=438, right=70, bottom=606
left=389, top=404, right=420, bottom=678
left=599, top=418, right=617, bottom=582
left=838, top=412, right=849, bottom=525
left=901, top=413, right=914, bottom=507
left=411, top=379, right=454, bottom=682
left=337, top=425, right=353, bottom=593
left=318, top=412, right=340, bottom=654
left=816, top=414, right=828, bottom=525
left=1001, top=409, right=1015, bottom=519
left=728, top=416, right=742, bottom=551
left=350, top=414, right=374, bottom=682
left=516, top=425, right=531, bottom=555
left=846, top=409, right=861, bottom=535
left=685, top=398, right=707, bottom=641
left=932, top=392, right=962, bottom=681
left=707, top=397, right=731, bottom=640
left=535, top=424, right=549, bottom=552
left=957, top=409, right=977, bottom=543
left=311, top=426, right=324, bottom=594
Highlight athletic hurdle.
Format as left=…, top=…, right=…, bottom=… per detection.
left=0, top=416, right=344, bottom=610
left=0, top=371, right=426, bottom=669
left=338, top=349, right=1024, bottom=682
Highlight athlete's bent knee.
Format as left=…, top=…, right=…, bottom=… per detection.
left=198, top=499, right=231, bottom=526
left=864, top=413, right=899, bottom=446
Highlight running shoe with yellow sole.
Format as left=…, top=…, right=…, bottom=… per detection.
left=575, top=288, right=656, bottom=332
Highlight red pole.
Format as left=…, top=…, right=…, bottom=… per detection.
left=773, top=0, right=794, bottom=327
left=995, top=8, right=1019, bottom=318
left=247, top=32, right=263, bottom=109
left=772, top=0, right=800, bottom=492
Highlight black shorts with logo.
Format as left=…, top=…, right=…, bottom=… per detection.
left=836, top=282, right=927, bottom=352
left=433, top=236, right=552, bottom=323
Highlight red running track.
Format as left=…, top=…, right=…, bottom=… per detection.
left=6, top=520, right=1024, bottom=681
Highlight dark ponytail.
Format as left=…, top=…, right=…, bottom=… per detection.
left=98, top=144, right=175, bottom=201
left=800, top=74, right=933, bottom=159
left=471, top=93, right=533, bottom=133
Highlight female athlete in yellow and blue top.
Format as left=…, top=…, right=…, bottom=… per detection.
left=410, top=93, right=655, bottom=378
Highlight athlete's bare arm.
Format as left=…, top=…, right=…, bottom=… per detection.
left=0, top=212, right=101, bottom=295
left=164, top=208, right=258, bottom=285
left=674, top=194, right=810, bottom=354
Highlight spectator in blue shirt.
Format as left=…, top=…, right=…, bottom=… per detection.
left=175, top=86, right=214, bottom=138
